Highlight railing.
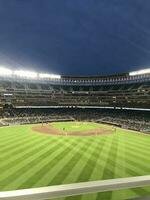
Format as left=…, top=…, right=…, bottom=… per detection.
left=0, top=175, right=150, bottom=200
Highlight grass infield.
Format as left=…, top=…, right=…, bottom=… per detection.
left=0, top=122, right=150, bottom=200
left=51, top=121, right=104, bottom=132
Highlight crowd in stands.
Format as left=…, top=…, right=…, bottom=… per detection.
left=0, top=108, right=149, bottom=133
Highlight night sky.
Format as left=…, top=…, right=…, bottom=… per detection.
left=0, top=0, right=150, bottom=76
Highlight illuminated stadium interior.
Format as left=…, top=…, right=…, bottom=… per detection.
left=0, top=67, right=150, bottom=200
left=0, top=67, right=149, bottom=109
left=1, top=1, right=150, bottom=199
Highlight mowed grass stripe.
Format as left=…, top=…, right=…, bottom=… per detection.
left=1, top=140, right=66, bottom=191
left=47, top=139, right=97, bottom=185
left=66, top=136, right=114, bottom=200
left=113, top=134, right=126, bottom=178
left=123, top=139, right=150, bottom=155
left=0, top=133, right=39, bottom=154
left=64, top=137, right=107, bottom=200
left=80, top=134, right=149, bottom=200
left=96, top=135, right=119, bottom=200
left=109, top=143, right=150, bottom=174
left=6, top=138, right=81, bottom=190
left=81, top=137, right=114, bottom=200
left=0, top=138, right=69, bottom=189
left=62, top=134, right=118, bottom=197
left=57, top=136, right=109, bottom=184
left=124, top=145, right=150, bottom=161
left=111, top=135, right=150, bottom=173
left=0, top=125, right=34, bottom=142
left=0, top=136, right=47, bottom=164
left=0, top=131, right=55, bottom=155
left=129, top=187, right=150, bottom=199
left=116, top=133, right=147, bottom=147
left=104, top=137, right=150, bottom=195
left=58, top=136, right=114, bottom=179
left=126, top=140, right=150, bottom=151
left=118, top=130, right=150, bottom=146
left=111, top=134, right=133, bottom=200
left=79, top=136, right=115, bottom=180
left=124, top=152, right=150, bottom=174
left=75, top=137, right=107, bottom=182
left=63, top=137, right=108, bottom=185
left=94, top=135, right=150, bottom=176
left=0, top=137, right=57, bottom=173
left=0, top=132, right=28, bottom=144
left=33, top=137, right=96, bottom=187
left=95, top=144, right=150, bottom=190
left=111, top=188, right=150, bottom=200
left=90, top=136, right=114, bottom=180
left=116, top=131, right=150, bottom=150
left=124, top=139, right=150, bottom=197
left=68, top=133, right=150, bottom=184
left=0, top=132, right=35, bottom=152
left=73, top=136, right=115, bottom=200
left=58, top=137, right=101, bottom=171
left=96, top=138, right=150, bottom=179
left=116, top=133, right=150, bottom=157
left=0, top=135, right=44, bottom=162
left=51, top=137, right=106, bottom=187
left=0, top=126, right=24, bottom=138
left=83, top=137, right=119, bottom=179
left=82, top=137, right=113, bottom=200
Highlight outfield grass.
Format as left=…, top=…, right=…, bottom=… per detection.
left=0, top=122, right=150, bottom=200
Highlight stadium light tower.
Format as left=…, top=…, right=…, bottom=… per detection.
left=0, top=67, right=13, bottom=76
left=14, top=70, right=38, bottom=79
left=129, top=68, right=150, bottom=76
left=39, top=73, right=61, bottom=79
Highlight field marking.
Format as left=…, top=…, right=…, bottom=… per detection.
left=0, top=176, right=150, bottom=200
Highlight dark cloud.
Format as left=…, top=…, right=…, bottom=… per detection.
left=0, top=0, right=150, bottom=75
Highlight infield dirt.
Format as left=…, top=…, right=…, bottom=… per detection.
left=32, top=123, right=113, bottom=136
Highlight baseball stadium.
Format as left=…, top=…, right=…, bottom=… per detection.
left=0, top=67, right=150, bottom=200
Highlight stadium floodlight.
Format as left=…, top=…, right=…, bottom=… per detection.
left=0, top=67, right=13, bottom=76
left=129, top=68, right=150, bottom=76
left=14, top=70, right=38, bottom=78
left=39, top=73, right=61, bottom=79
left=3, top=93, right=13, bottom=96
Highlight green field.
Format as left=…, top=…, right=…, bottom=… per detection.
left=0, top=122, right=150, bottom=200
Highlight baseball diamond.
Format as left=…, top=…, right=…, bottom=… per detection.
left=32, top=122, right=113, bottom=136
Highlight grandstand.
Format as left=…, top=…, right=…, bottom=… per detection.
left=0, top=67, right=149, bottom=133
left=0, top=67, right=149, bottom=109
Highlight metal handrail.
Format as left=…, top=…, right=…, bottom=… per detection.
left=0, top=175, right=150, bottom=200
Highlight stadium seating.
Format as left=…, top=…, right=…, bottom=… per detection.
left=0, top=108, right=149, bottom=133
left=0, top=71, right=149, bottom=109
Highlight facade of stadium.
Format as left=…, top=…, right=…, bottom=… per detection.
left=0, top=68, right=150, bottom=109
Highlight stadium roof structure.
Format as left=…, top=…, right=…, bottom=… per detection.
left=0, top=66, right=150, bottom=80
left=0, top=67, right=61, bottom=80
